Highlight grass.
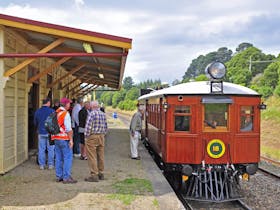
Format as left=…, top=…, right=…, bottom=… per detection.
left=107, top=194, right=136, bottom=205
left=112, top=178, right=153, bottom=195
left=108, top=178, right=153, bottom=205
left=261, top=145, right=280, bottom=160
left=261, top=96, right=280, bottom=161
left=153, top=199, right=159, bottom=207
left=0, top=175, right=15, bottom=182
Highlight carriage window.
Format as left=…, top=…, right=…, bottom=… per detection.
left=240, top=106, right=254, bottom=132
left=174, top=106, right=191, bottom=131
left=204, top=104, right=228, bottom=130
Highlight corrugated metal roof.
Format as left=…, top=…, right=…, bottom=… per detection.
left=138, top=81, right=260, bottom=100
left=0, top=13, right=132, bottom=91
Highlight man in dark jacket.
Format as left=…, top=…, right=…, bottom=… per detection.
left=34, top=98, right=55, bottom=170
left=78, top=101, right=91, bottom=160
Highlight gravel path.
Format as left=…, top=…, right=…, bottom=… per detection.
left=0, top=116, right=159, bottom=210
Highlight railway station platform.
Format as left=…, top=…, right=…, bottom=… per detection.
left=0, top=115, right=184, bottom=210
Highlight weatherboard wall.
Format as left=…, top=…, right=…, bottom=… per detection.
left=0, top=26, right=80, bottom=174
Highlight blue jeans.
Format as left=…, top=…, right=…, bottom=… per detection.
left=55, top=140, right=73, bottom=180
left=38, top=134, right=55, bottom=167
left=73, top=123, right=80, bottom=154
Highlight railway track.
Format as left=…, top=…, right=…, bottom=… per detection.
left=259, top=156, right=280, bottom=179
left=114, top=112, right=277, bottom=209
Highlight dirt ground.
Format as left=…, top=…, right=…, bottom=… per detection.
left=0, top=117, right=159, bottom=210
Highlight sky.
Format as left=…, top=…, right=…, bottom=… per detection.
left=1, top=0, right=280, bottom=84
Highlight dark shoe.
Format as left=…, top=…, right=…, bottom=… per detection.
left=84, top=175, right=99, bottom=182
left=131, top=156, right=141, bottom=160
left=80, top=156, right=84, bottom=160
left=63, top=177, right=77, bottom=184
left=98, top=174, right=104, bottom=180
left=56, top=178, right=63, bottom=182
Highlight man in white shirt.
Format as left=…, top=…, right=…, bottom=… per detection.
left=71, top=97, right=83, bottom=157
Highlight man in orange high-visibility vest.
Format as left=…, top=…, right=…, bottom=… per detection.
left=52, top=97, right=77, bottom=184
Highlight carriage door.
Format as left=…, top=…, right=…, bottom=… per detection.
left=201, top=96, right=232, bottom=163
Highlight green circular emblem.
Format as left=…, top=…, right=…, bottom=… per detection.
left=207, top=139, right=226, bottom=158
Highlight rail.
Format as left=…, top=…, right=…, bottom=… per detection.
left=260, top=156, right=280, bottom=166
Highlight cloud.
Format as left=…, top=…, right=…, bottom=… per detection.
left=1, top=0, right=280, bottom=84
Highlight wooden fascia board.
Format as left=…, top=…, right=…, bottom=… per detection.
left=28, top=56, right=71, bottom=83
left=4, top=38, right=65, bottom=77
left=118, top=52, right=127, bottom=90
left=47, top=64, right=85, bottom=88
left=0, top=16, right=132, bottom=49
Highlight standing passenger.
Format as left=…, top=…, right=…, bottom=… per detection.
left=52, top=98, right=77, bottom=184
left=84, top=101, right=108, bottom=182
left=78, top=101, right=91, bottom=160
left=129, top=106, right=145, bottom=160
left=34, top=98, right=55, bottom=170
left=72, top=97, right=83, bottom=157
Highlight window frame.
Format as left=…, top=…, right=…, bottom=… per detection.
left=203, top=103, right=229, bottom=132
left=173, top=105, right=191, bottom=132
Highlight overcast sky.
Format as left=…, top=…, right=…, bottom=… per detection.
left=1, top=0, right=280, bottom=84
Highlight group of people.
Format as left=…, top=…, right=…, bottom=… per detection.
left=34, top=97, right=107, bottom=184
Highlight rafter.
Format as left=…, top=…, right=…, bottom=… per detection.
left=27, top=56, right=71, bottom=83
left=47, top=64, right=85, bottom=88
left=61, top=72, right=88, bottom=89
left=4, top=38, right=65, bottom=77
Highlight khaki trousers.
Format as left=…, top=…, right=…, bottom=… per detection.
left=85, top=134, right=105, bottom=176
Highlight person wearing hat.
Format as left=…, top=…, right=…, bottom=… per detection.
left=51, top=97, right=77, bottom=184
left=129, top=105, right=145, bottom=160
left=34, top=98, right=55, bottom=170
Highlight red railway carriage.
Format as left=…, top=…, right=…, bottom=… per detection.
left=138, top=62, right=265, bottom=202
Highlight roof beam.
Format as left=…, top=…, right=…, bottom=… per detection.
left=72, top=83, right=91, bottom=96
left=78, top=85, right=99, bottom=97
left=61, top=72, right=88, bottom=89
left=3, top=38, right=65, bottom=77
left=47, top=64, right=85, bottom=88
left=28, top=56, right=71, bottom=83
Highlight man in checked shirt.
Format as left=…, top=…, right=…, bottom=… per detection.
left=84, top=101, right=108, bottom=182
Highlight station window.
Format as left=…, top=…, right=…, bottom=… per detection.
left=204, top=104, right=228, bottom=131
left=174, top=105, right=191, bottom=132
left=240, top=106, right=254, bottom=132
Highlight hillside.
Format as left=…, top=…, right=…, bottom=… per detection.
left=261, top=96, right=280, bottom=161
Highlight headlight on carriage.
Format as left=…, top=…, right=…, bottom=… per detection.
left=206, top=62, right=226, bottom=80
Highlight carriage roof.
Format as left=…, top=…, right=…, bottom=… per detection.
left=138, top=81, right=260, bottom=100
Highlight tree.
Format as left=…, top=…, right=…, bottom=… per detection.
left=236, top=42, right=253, bottom=53
left=183, top=47, right=232, bottom=80
left=226, top=46, right=274, bottom=86
left=125, top=87, right=139, bottom=101
left=112, top=92, right=123, bottom=108
left=195, top=74, right=208, bottom=81
left=172, top=79, right=181, bottom=86
left=122, top=76, right=134, bottom=90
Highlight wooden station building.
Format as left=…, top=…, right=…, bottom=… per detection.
left=0, top=14, right=132, bottom=174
